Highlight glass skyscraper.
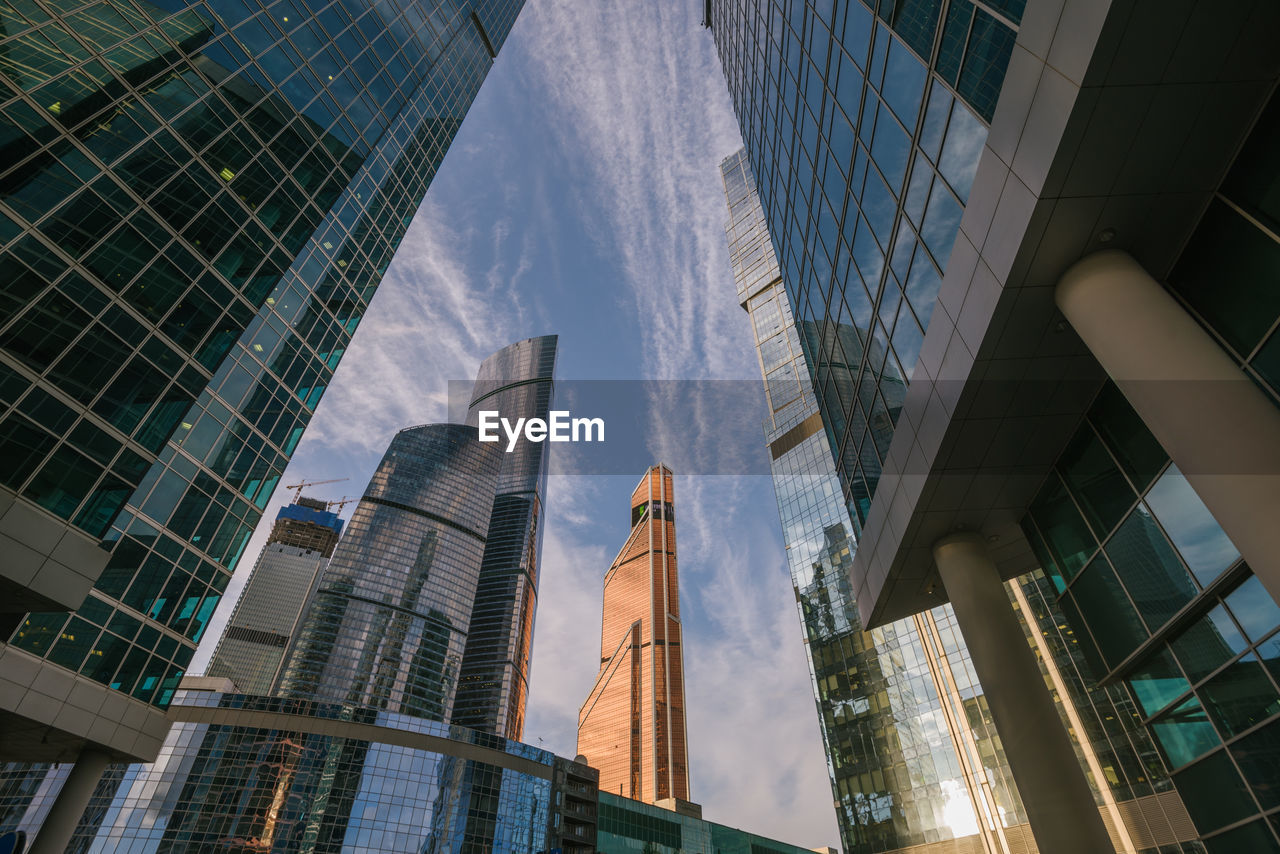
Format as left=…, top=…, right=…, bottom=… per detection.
left=0, top=0, right=527, bottom=792
left=204, top=494, right=344, bottom=694
left=452, top=334, right=558, bottom=741
left=709, top=0, right=1279, bottom=851
left=578, top=465, right=690, bottom=807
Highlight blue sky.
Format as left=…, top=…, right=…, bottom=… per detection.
left=195, top=2, right=842, bottom=846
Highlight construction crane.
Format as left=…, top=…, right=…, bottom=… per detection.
left=326, top=495, right=357, bottom=513
left=283, top=477, right=348, bottom=503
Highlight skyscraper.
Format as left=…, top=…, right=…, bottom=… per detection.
left=578, top=465, right=690, bottom=806
left=722, top=148, right=1193, bottom=854
left=452, top=334, right=558, bottom=740
left=203, top=495, right=344, bottom=694
left=0, top=0, right=529, bottom=839
left=709, top=0, right=1280, bottom=851
left=279, top=423, right=503, bottom=719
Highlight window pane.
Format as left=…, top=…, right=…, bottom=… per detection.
left=1200, top=654, right=1280, bottom=738
left=1229, top=719, right=1280, bottom=809
left=1225, top=574, right=1280, bottom=643
left=1087, top=382, right=1167, bottom=491
left=1201, top=819, right=1280, bottom=854
left=1172, top=749, right=1256, bottom=833
left=1127, top=649, right=1190, bottom=717
left=1069, top=555, right=1147, bottom=668
left=1058, top=427, right=1134, bottom=537
left=1151, top=697, right=1221, bottom=768
left=1029, top=473, right=1095, bottom=579
left=1172, top=606, right=1249, bottom=682
left=1146, top=465, right=1240, bottom=586
left=1105, top=503, right=1198, bottom=630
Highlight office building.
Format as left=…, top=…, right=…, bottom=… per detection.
left=452, top=334, right=558, bottom=740
left=578, top=465, right=691, bottom=806
left=709, top=0, right=1279, bottom=851
left=278, top=423, right=502, bottom=719
left=596, top=791, right=820, bottom=854
left=723, top=147, right=1195, bottom=854
left=0, top=0, right=527, bottom=836
left=203, top=495, right=344, bottom=694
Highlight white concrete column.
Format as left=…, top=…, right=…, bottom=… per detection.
left=933, top=532, right=1114, bottom=854
left=28, top=747, right=111, bottom=854
left=1057, top=249, right=1280, bottom=603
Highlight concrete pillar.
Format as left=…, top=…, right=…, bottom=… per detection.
left=1057, top=249, right=1280, bottom=604
left=933, top=532, right=1114, bottom=854
left=28, top=747, right=111, bottom=854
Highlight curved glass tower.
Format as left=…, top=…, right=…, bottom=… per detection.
left=279, top=423, right=502, bottom=721
left=452, top=334, right=558, bottom=739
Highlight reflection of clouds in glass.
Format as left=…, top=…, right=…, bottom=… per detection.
left=939, top=779, right=980, bottom=838
left=938, top=103, right=988, bottom=202
left=1146, top=466, right=1241, bottom=586
left=1224, top=575, right=1280, bottom=641
left=920, top=183, right=963, bottom=265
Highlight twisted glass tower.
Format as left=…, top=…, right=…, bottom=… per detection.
left=452, top=334, right=557, bottom=740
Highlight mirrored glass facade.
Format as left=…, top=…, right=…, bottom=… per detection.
left=1, top=0, right=526, bottom=761
left=596, top=791, right=816, bottom=854
left=453, top=334, right=558, bottom=741
left=1, top=688, right=556, bottom=852
left=578, top=466, right=689, bottom=806
left=279, top=423, right=503, bottom=722
left=721, top=146, right=1200, bottom=853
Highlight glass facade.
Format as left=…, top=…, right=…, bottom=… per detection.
left=0, top=688, right=556, bottom=852
left=709, top=0, right=1010, bottom=532
left=279, top=423, right=503, bottom=722
left=1, top=0, right=526, bottom=731
left=453, top=334, right=558, bottom=741
left=203, top=496, right=343, bottom=694
left=596, top=792, right=815, bottom=854
left=578, top=466, right=689, bottom=806
left=722, top=146, right=1200, bottom=853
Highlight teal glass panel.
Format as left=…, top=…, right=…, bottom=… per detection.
left=1225, top=574, right=1280, bottom=642
left=1105, top=503, right=1198, bottom=630
left=955, top=9, right=1015, bottom=122
left=1021, top=516, right=1064, bottom=592
left=1167, top=199, right=1280, bottom=356
left=889, top=0, right=942, bottom=59
left=1146, top=466, right=1240, bottom=585
left=1127, top=649, right=1190, bottom=717
left=1172, top=606, right=1248, bottom=682
left=1057, top=427, right=1134, bottom=537
left=1087, top=382, right=1168, bottom=490
left=935, top=0, right=971, bottom=86
left=1057, top=588, right=1107, bottom=677
left=1200, top=654, right=1280, bottom=737
left=1172, top=749, right=1257, bottom=833
left=1069, top=555, right=1147, bottom=668
left=1151, top=697, right=1221, bottom=768
left=1230, top=719, right=1280, bottom=809
left=1029, top=472, right=1095, bottom=579
left=81, top=631, right=129, bottom=684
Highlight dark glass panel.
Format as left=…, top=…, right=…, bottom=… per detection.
left=1167, top=199, right=1280, bottom=356
left=1200, top=654, right=1280, bottom=738
left=1172, top=749, right=1256, bottom=833
left=47, top=616, right=99, bottom=671
left=936, top=0, right=971, bottom=86
left=956, top=10, right=1014, bottom=122
left=1172, top=606, right=1249, bottom=683
left=1221, top=89, right=1279, bottom=234
left=0, top=414, right=58, bottom=490
left=1070, top=555, right=1148, bottom=667
left=9, top=612, right=69, bottom=654
left=1231, top=719, right=1280, bottom=809
left=24, top=444, right=103, bottom=519
left=1202, top=819, right=1280, bottom=854
left=1087, top=381, right=1168, bottom=490
left=1057, top=427, right=1134, bottom=537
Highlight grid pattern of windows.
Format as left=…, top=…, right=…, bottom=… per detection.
left=279, top=424, right=502, bottom=723
left=1023, top=379, right=1280, bottom=851
left=2, top=0, right=525, bottom=713
left=452, top=335, right=558, bottom=741
left=596, top=792, right=815, bottom=854
left=710, top=0, right=1015, bottom=531
left=0, top=692, right=555, bottom=852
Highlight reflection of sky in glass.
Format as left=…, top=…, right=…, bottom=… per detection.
left=1224, top=575, right=1280, bottom=641
left=1145, top=466, right=1240, bottom=585
left=1151, top=697, right=1221, bottom=767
